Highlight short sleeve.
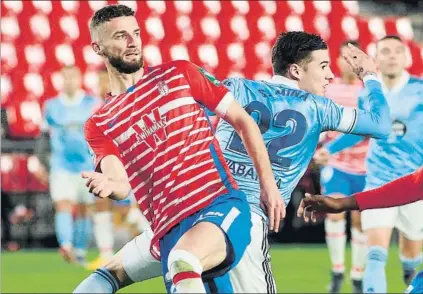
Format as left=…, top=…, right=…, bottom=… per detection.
left=178, top=61, right=234, bottom=117
left=85, top=118, right=120, bottom=171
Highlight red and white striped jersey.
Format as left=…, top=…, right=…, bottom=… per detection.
left=85, top=60, right=238, bottom=259
left=323, top=78, right=369, bottom=174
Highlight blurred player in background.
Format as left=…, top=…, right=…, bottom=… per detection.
left=297, top=166, right=423, bottom=293
left=314, top=40, right=368, bottom=293
left=86, top=68, right=148, bottom=271
left=319, top=35, right=423, bottom=293
left=74, top=4, right=283, bottom=293
left=41, top=65, right=101, bottom=264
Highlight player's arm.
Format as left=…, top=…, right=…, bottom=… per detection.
left=322, top=45, right=391, bottom=139
left=182, top=61, right=285, bottom=231
left=297, top=166, right=423, bottom=221
left=83, top=118, right=131, bottom=201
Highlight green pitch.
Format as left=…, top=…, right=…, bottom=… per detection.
left=1, top=245, right=417, bottom=293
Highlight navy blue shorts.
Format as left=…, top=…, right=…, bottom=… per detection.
left=160, top=190, right=252, bottom=293
left=320, top=166, right=366, bottom=196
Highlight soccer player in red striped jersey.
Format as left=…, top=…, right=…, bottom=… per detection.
left=297, top=167, right=423, bottom=293
left=73, top=4, right=284, bottom=294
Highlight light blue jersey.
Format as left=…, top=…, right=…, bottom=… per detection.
left=215, top=75, right=390, bottom=219
left=363, top=73, right=423, bottom=189
left=44, top=93, right=101, bottom=173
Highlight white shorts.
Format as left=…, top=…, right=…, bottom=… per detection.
left=229, top=211, right=277, bottom=293
left=121, top=228, right=162, bottom=282
left=50, top=171, right=93, bottom=204
left=361, top=200, right=423, bottom=241
left=120, top=211, right=276, bottom=293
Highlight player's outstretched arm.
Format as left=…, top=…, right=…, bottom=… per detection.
left=224, top=100, right=286, bottom=232
left=297, top=166, right=423, bottom=222
left=325, top=44, right=391, bottom=139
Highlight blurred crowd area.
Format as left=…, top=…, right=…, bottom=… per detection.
left=1, top=0, right=422, bottom=249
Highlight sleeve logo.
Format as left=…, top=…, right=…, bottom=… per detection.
left=198, top=67, right=221, bottom=86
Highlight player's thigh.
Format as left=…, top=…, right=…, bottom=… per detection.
left=116, top=227, right=162, bottom=284
left=50, top=171, right=78, bottom=203
left=230, top=212, right=277, bottom=294
left=397, top=201, right=423, bottom=244
left=361, top=206, right=397, bottom=247
left=160, top=190, right=252, bottom=292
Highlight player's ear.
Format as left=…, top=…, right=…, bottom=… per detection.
left=92, top=42, right=104, bottom=56
left=288, top=63, right=301, bottom=81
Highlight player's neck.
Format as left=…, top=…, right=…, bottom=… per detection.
left=108, top=66, right=144, bottom=96
left=340, top=73, right=358, bottom=85
left=381, top=72, right=404, bottom=90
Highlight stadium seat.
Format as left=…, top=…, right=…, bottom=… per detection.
left=1, top=0, right=422, bottom=138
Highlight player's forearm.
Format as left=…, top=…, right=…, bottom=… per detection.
left=235, top=117, right=277, bottom=189
left=354, top=167, right=423, bottom=211
left=100, top=155, right=131, bottom=200
left=324, top=134, right=365, bottom=155
left=350, top=75, right=391, bottom=139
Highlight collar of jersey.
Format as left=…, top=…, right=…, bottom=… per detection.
left=379, top=71, right=410, bottom=94
left=266, top=75, right=299, bottom=89
left=59, top=90, right=85, bottom=106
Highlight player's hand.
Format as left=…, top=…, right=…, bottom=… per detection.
left=313, top=147, right=330, bottom=166
left=81, top=171, right=114, bottom=198
left=260, top=185, right=286, bottom=232
left=343, top=43, right=378, bottom=80
left=296, top=193, right=344, bottom=223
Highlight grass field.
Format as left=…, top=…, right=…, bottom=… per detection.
left=2, top=245, right=418, bottom=293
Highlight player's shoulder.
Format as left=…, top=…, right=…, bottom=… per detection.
left=43, top=96, right=61, bottom=110
left=408, top=75, right=423, bottom=87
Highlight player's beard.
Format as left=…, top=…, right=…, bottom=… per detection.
left=106, top=53, right=143, bottom=74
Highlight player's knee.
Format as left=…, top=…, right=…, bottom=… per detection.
left=55, top=200, right=73, bottom=212
left=327, top=212, right=346, bottom=221
left=168, top=249, right=203, bottom=279
left=350, top=212, right=362, bottom=230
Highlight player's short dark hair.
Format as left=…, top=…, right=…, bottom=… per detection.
left=271, top=31, right=328, bottom=75
left=378, top=35, right=403, bottom=43
left=90, top=4, right=135, bottom=31
left=340, top=40, right=361, bottom=50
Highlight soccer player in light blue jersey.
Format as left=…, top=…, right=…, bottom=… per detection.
left=318, top=35, right=423, bottom=293
left=213, top=31, right=391, bottom=292
left=42, top=65, right=101, bottom=264
left=73, top=31, right=390, bottom=294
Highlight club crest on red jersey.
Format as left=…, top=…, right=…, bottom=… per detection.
left=157, top=81, right=169, bottom=96
left=132, top=107, right=168, bottom=150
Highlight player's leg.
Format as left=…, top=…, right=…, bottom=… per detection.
left=88, top=197, right=114, bottom=270
left=320, top=167, right=349, bottom=293
left=73, top=174, right=93, bottom=265
left=361, top=206, right=397, bottom=293
left=160, top=190, right=252, bottom=293
left=73, top=227, right=162, bottom=293
left=349, top=172, right=367, bottom=293
left=397, top=202, right=423, bottom=286
left=50, top=171, right=77, bottom=262
left=229, top=211, right=277, bottom=293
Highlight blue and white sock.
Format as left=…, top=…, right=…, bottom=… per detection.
left=363, top=246, right=388, bottom=293
left=73, top=267, right=120, bottom=293
left=401, top=254, right=422, bottom=285
left=55, top=211, right=73, bottom=247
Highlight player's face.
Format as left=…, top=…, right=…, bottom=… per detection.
left=97, top=16, right=143, bottom=74
left=62, top=67, right=82, bottom=95
left=337, top=45, right=355, bottom=77
left=297, top=49, right=334, bottom=96
left=375, top=39, right=406, bottom=77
